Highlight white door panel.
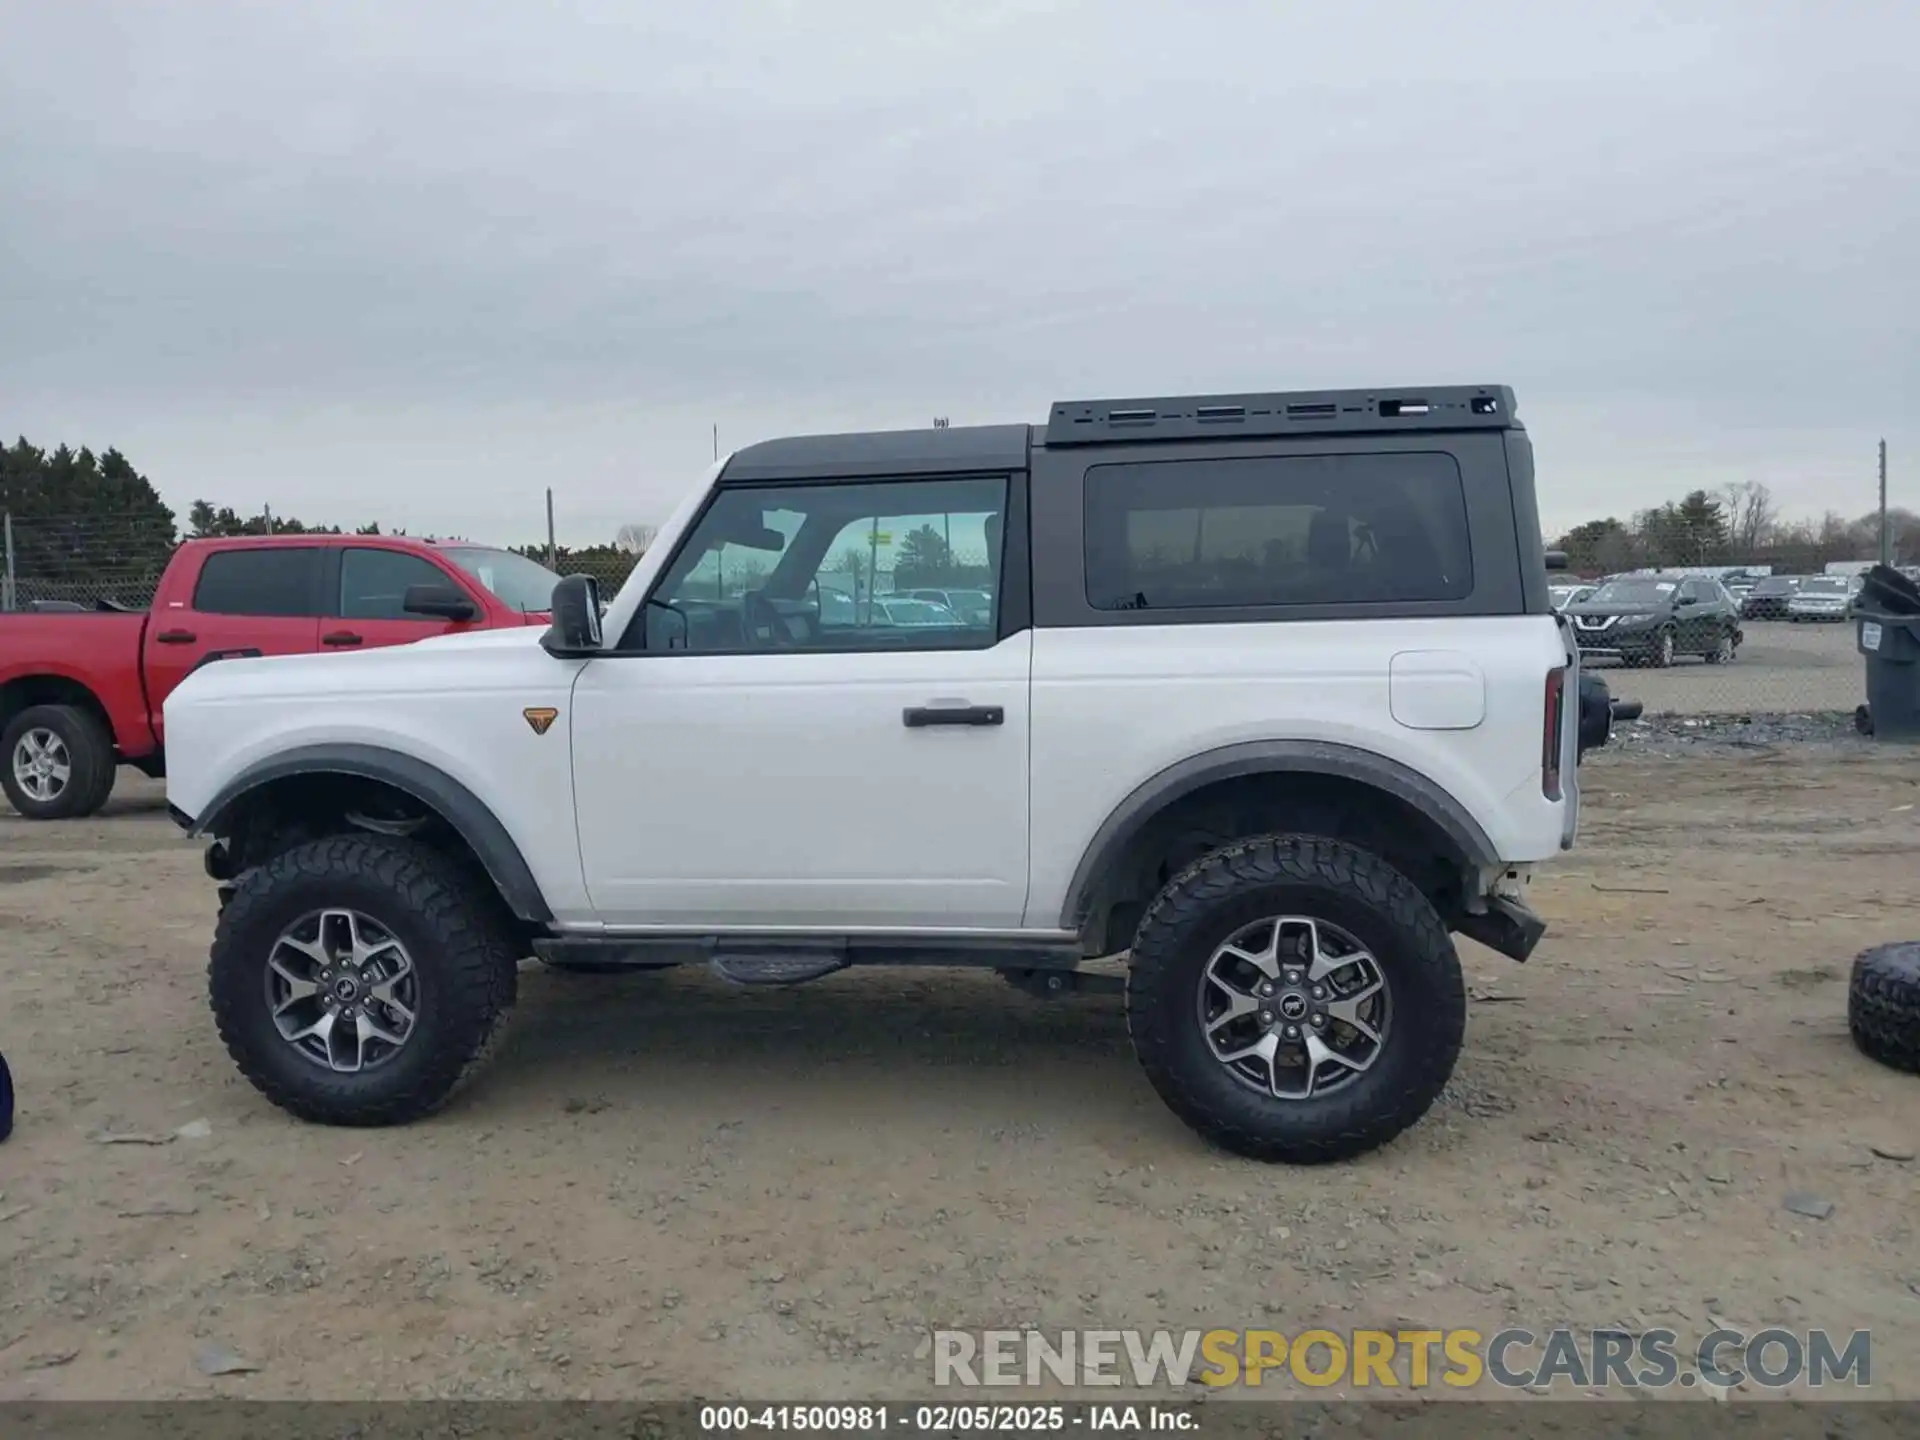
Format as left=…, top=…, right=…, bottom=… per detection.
left=571, top=634, right=1032, bottom=928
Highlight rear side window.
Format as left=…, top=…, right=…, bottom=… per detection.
left=1083, top=452, right=1474, bottom=611
left=340, top=548, right=459, bottom=620
left=191, top=548, right=323, bottom=617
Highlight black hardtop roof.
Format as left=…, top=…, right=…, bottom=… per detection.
left=722, top=424, right=1030, bottom=483
left=719, top=384, right=1517, bottom=483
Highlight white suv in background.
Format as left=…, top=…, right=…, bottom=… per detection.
left=165, top=385, right=1622, bottom=1163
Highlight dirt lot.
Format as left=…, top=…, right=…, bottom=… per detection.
left=2, top=755, right=1918, bottom=1403
left=1594, top=616, right=1863, bottom=716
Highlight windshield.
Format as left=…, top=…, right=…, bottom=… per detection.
left=1589, top=580, right=1674, bottom=606
left=1800, top=577, right=1849, bottom=594
left=440, top=547, right=564, bottom=613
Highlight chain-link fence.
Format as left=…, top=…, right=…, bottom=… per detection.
left=2, top=509, right=1888, bottom=719
left=1, top=512, right=175, bottom=610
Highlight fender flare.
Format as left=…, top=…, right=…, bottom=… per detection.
left=1058, top=739, right=1501, bottom=931
left=189, top=743, right=553, bottom=924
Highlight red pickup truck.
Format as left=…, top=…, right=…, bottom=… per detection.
left=0, top=534, right=564, bottom=819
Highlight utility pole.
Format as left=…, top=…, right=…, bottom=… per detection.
left=3, top=511, right=14, bottom=611
left=262, top=504, right=273, bottom=535
left=713, top=424, right=718, bottom=462
left=545, top=488, right=558, bottom=570
left=1879, top=438, right=1891, bottom=566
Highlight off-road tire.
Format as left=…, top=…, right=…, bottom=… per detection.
left=1849, top=942, right=1920, bottom=1075
left=209, top=834, right=519, bottom=1126
left=1125, top=834, right=1466, bottom=1164
left=1, top=704, right=116, bottom=820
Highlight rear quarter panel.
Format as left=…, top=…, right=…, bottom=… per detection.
left=0, top=612, right=154, bottom=754
left=1024, top=618, right=1570, bottom=927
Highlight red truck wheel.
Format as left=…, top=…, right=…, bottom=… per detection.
left=1, top=704, right=117, bottom=820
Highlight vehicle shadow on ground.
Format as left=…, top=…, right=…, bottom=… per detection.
left=471, top=963, right=1162, bottom=1133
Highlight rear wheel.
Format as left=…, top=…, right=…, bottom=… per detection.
left=1125, top=834, right=1465, bottom=1164
left=209, top=835, right=519, bottom=1126
left=1705, top=633, right=1736, bottom=664
left=1, top=704, right=116, bottom=820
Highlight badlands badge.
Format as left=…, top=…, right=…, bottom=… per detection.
left=523, top=707, right=559, bottom=736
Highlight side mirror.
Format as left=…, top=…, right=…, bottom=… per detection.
left=402, top=583, right=479, bottom=621
left=1544, top=550, right=1570, bottom=573
left=542, top=574, right=603, bottom=655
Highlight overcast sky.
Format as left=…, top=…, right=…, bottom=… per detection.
left=3, top=0, right=1915, bottom=546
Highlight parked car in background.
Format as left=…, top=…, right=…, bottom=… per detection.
left=1787, top=574, right=1860, bottom=623
left=0, top=535, right=564, bottom=819
left=1548, top=582, right=1596, bottom=611
left=871, top=596, right=966, bottom=628
left=895, top=587, right=993, bottom=625
left=1565, top=575, right=1743, bottom=667
left=1742, top=575, right=1802, bottom=620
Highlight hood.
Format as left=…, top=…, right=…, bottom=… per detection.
left=165, top=623, right=556, bottom=713
left=1566, top=603, right=1662, bottom=619
left=405, top=624, right=553, bottom=652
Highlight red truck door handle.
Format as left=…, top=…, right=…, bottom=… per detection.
left=154, top=629, right=197, bottom=645
left=322, top=631, right=364, bottom=647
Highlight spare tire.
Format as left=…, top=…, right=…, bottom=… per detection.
left=1849, top=942, right=1920, bottom=1075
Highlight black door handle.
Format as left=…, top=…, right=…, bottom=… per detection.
left=322, top=631, right=364, bottom=647
left=903, top=704, right=1004, bottom=728
left=154, top=629, right=197, bottom=645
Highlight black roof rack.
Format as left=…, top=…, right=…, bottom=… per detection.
left=1043, top=385, right=1516, bottom=447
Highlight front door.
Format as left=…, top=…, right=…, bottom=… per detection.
left=325, top=546, right=483, bottom=652
left=569, top=473, right=1031, bottom=930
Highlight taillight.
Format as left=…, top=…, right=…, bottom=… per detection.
left=1542, top=665, right=1566, bottom=800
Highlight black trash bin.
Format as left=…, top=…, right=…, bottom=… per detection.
left=1856, top=607, right=1920, bottom=742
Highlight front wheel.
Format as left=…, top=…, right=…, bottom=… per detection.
left=209, top=835, right=519, bottom=1126
left=1125, top=835, right=1465, bottom=1164
left=1649, top=628, right=1676, bottom=667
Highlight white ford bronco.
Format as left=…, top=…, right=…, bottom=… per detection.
left=166, top=385, right=1626, bottom=1163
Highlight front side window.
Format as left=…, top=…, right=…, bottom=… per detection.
left=339, top=548, right=462, bottom=620
left=641, top=477, right=1006, bottom=653
left=1083, top=452, right=1473, bottom=611
left=192, top=548, right=323, bottom=617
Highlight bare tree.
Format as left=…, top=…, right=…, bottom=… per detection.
left=615, top=523, right=657, bottom=556
left=1720, top=482, right=1777, bottom=558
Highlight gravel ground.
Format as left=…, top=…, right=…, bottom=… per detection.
left=1601, top=711, right=1870, bottom=758
left=2, top=761, right=1918, bottom=1403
